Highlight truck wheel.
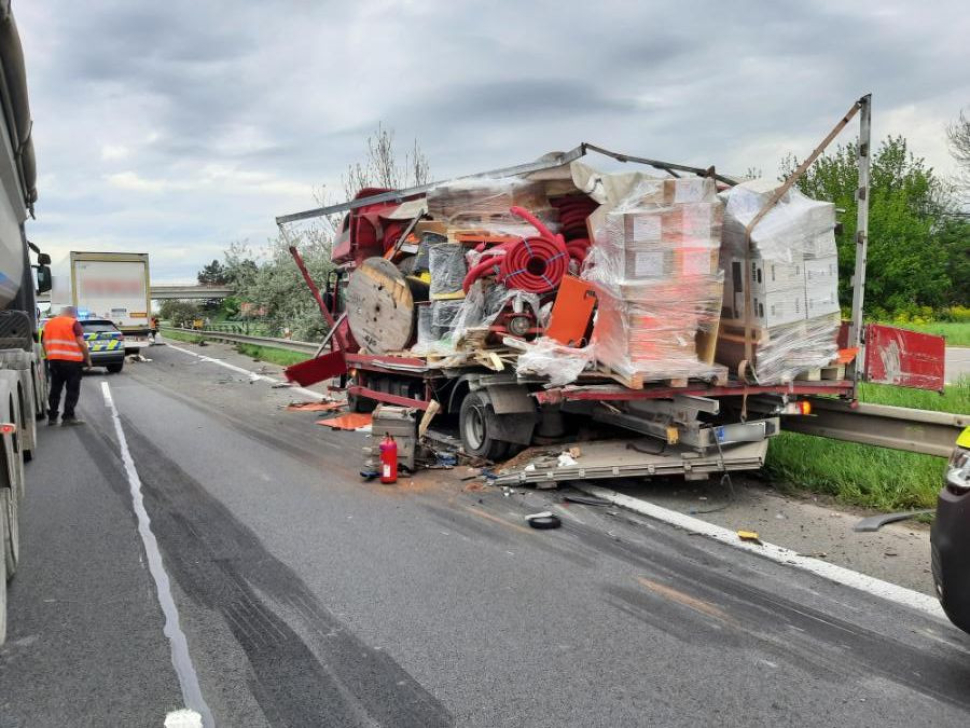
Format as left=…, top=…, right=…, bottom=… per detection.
left=1, top=487, right=16, bottom=579
left=347, top=376, right=377, bottom=413
left=459, top=391, right=509, bottom=461
left=107, top=362, right=124, bottom=374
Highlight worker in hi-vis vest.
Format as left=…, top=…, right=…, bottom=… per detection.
left=42, top=306, right=92, bottom=426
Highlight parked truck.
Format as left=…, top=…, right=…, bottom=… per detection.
left=0, top=3, right=53, bottom=644
left=51, top=251, right=152, bottom=352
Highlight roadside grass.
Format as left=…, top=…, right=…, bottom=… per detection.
left=234, top=343, right=307, bottom=368
left=161, top=328, right=307, bottom=367
left=882, top=321, right=970, bottom=347
left=160, top=328, right=204, bottom=344
left=766, top=377, right=969, bottom=511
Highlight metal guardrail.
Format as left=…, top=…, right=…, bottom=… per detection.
left=160, top=326, right=317, bottom=355
left=787, top=398, right=968, bottom=458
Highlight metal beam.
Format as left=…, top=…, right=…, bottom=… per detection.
left=783, top=397, right=967, bottom=458
left=275, top=143, right=728, bottom=226
left=849, top=93, right=872, bottom=394
left=160, top=327, right=317, bottom=354
left=151, top=285, right=234, bottom=300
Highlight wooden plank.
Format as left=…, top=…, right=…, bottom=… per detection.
left=820, top=364, right=846, bottom=381
left=796, top=368, right=822, bottom=382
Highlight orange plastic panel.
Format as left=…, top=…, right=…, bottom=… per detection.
left=546, top=276, right=598, bottom=346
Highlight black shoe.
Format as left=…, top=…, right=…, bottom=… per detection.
left=61, top=418, right=84, bottom=427
left=47, top=417, right=59, bottom=427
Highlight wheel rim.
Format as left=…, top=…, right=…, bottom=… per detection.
left=465, top=403, right=486, bottom=451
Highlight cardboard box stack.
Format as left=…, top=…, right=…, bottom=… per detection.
left=717, top=180, right=840, bottom=382
left=585, top=177, right=728, bottom=383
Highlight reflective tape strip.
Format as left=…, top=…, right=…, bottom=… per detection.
left=47, top=350, right=84, bottom=361
left=45, top=338, right=79, bottom=346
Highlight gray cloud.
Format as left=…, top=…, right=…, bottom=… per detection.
left=13, top=0, right=970, bottom=282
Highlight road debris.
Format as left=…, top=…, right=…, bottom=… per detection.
left=286, top=401, right=343, bottom=412
left=557, top=452, right=578, bottom=467
left=525, top=511, right=562, bottom=530
left=737, top=530, right=762, bottom=544
left=316, top=413, right=373, bottom=430
left=562, top=494, right=612, bottom=507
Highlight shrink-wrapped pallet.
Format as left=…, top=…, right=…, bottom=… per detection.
left=717, top=180, right=841, bottom=383
left=584, top=177, right=727, bottom=384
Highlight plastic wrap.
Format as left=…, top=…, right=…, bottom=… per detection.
left=716, top=180, right=841, bottom=383
left=416, top=303, right=433, bottom=345
left=584, top=176, right=728, bottom=383
left=428, top=243, right=467, bottom=297
left=430, top=299, right=463, bottom=340
left=716, top=314, right=841, bottom=384
left=426, top=177, right=559, bottom=237
left=515, top=337, right=595, bottom=388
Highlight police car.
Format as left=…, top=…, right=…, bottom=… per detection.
left=79, top=317, right=125, bottom=373
left=931, top=427, right=970, bottom=634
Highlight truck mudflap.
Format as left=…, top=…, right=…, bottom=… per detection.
left=492, top=438, right=769, bottom=486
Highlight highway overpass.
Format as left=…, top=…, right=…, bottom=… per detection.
left=36, top=284, right=234, bottom=304
left=150, top=285, right=234, bottom=300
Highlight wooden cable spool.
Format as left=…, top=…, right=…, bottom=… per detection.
left=346, top=257, right=427, bottom=354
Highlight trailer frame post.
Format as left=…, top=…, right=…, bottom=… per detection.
left=848, top=94, right=872, bottom=397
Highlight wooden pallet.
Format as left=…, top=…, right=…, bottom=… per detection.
left=595, top=364, right=728, bottom=390
left=795, top=363, right=846, bottom=382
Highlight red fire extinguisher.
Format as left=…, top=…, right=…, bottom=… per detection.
left=379, top=433, right=398, bottom=484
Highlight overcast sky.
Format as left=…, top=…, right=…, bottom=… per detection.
left=15, top=0, right=970, bottom=283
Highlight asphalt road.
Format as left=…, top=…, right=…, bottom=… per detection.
left=947, top=346, right=969, bottom=383
left=2, top=342, right=970, bottom=727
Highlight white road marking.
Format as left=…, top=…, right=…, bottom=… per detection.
left=101, top=383, right=214, bottom=727
left=164, top=709, right=204, bottom=728
left=575, top=483, right=949, bottom=622
left=166, top=343, right=324, bottom=401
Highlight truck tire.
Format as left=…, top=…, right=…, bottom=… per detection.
left=107, top=362, right=124, bottom=374
left=347, top=376, right=377, bottom=414
left=1, top=487, right=16, bottom=579
left=459, top=391, right=510, bottom=461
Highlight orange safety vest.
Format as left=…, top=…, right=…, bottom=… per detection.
left=43, top=316, right=84, bottom=362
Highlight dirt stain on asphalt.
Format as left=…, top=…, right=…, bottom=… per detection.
left=635, top=576, right=732, bottom=623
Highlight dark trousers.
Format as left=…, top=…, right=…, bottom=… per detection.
left=48, top=359, right=84, bottom=420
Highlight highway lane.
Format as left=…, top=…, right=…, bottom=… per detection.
left=3, top=342, right=970, bottom=727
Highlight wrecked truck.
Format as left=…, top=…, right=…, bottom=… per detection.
left=275, top=95, right=949, bottom=485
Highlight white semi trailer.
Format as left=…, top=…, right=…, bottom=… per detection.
left=0, top=3, right=53, bottom=645
left=51, top=251, right=153, bottom=351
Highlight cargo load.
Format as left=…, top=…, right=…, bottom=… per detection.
left=288, top=157, right=847, bottom=389
left=716, top=181, right=841, bottom=383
